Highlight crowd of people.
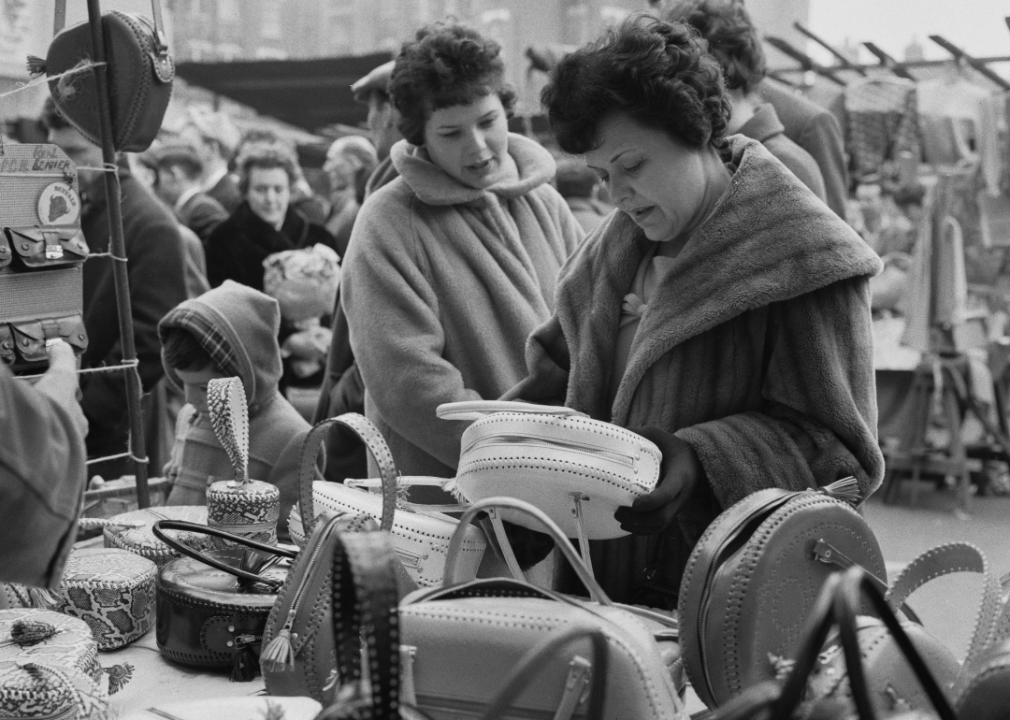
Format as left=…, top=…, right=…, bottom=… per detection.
left=3, top=0, right=881, bottom=610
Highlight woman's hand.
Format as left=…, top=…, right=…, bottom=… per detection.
left=614, top=426, right=702, bottom=535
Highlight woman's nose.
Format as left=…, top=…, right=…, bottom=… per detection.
left=467, top=129, right=488, bottom=153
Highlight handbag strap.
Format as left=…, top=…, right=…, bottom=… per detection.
left=444, top=497, right=612, bottom=606
left=207, top=377, right=249, bottom=484
left=479, top=626, right=609, bottom=720
left=436, top=400, right=587, bottom=422
left=329, top=529, right=401, bottom=720
left=151, top=520, right=296, bottom=588
left=886, top=542, right=1003, bottom=672
left=298, top=413, right=398, bottom=538
left=53, top=0, right=66, bottom=35
left=53, top=0, right=166, bottom=44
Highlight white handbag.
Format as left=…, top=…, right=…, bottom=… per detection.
left=287, top=413, right=487, bottom=588
left=437, top=400, right=661, bottom=576
left=398, top=497, right=687, bottom=720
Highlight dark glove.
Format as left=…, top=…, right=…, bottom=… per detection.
left=614, top=426, right=703, bottom=535
left=477, top=514, right=556, bottom=570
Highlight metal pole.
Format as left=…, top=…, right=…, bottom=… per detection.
left=929, top=35, right=1010, bottom=91
left=793, top=22, right=867, bottom=76
left=764, top=36, right=847, bottom=86
left=86, top=0, right=150, bottom=508
left=862, top=42, right=917, bottom=80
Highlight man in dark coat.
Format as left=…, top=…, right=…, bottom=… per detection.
left=43, top=98, right=188, bottom=479
left=148, top=141, right=228, bottom=244
left=179, top=108, right=243, bottom=213
left=313, top=59, right=403, bottom=482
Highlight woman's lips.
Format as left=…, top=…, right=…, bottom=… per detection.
left=631, top=206, right=654, bottom=222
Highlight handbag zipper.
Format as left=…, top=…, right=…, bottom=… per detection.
left=466, top=437, right=639, bottom=471
left=261, top=515, right=342, bottom=670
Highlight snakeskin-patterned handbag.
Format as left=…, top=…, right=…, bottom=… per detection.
left=0, top=609, right=102, bottom=686
left=102, top=505, right=212, bottom=568
left=54, top=548, right=157, bottom=650
left=205, top=377, right=280, bottom=546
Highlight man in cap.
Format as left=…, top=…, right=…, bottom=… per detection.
left=148, top=141, right=228, bottom=245
left=179, top=108, right=243, bottom=213
left=312, top=59, right=403, bottom=482
left=351, top=60, right=403, bottom=198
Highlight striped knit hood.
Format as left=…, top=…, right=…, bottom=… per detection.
left=553, top=136, right=882, bottom=423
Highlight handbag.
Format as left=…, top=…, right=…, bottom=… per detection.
left=286, top=413, right=486, bottom=588
left=706, top=566, right=959, bottom=720
left=103, top=506, right=212, bottom=568
left=805, top=542, right=1009, bottom=714
left=4, top=315, right=88, bottom=373
left=205, top=377, right=280, bottom=546
left=54, top=548, right=157, bottom=650
left=0, top=609, right=103, bottom=685
left=398, top=496, right=688, bottom=720
left=5, top=227, right=89, bottom=271
left=37, top=0, right=174, bottom=153
left=437, top=400, right=661, bottom=572
left=678, top=479, right=888, bottom=710
left=151, top=520, right=296, bottom=680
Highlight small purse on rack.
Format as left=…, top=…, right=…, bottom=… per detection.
left=151, top=521, right=296, bottom=679
left=398, top=496, right=688, bottom=720
left=37, top=0, right=174, bottom=153
left=286, top=413, right=486, bottom=588
left=205, top=377, right=281, bottom=546
left=678, top=479, right=888, bottom=710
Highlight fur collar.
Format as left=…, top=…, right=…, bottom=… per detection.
left=557, top=136, right=882, bottom=421
left=390, top=133, right=556, bottom=206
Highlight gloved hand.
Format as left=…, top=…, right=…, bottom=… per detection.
left=614, top=426, right=702, bottom=535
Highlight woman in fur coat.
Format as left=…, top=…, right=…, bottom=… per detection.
left=341, top=23, right=584, bottom=482
left=505, top=17, right=884, bottom=608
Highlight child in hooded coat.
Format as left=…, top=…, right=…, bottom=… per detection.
left=159, top=280, right=312, bottom=540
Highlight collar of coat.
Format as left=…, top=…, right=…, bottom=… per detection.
left=390, top=132, right=556, bottom=206
left=557, top=135, right=883, bottom=421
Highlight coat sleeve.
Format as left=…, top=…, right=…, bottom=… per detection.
left=501, top=314, right=572, bottom=406
left=0, top=364, right=86, bottom=587
left=676, top=276, right=884, bottom=508
left=798, top=113, right=849, bottom=218
left=341, top=198, right=482, bottom=468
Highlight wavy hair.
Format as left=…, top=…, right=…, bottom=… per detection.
left=235, top=142, right=298, bottom=196
left=542, top=15, right=731, bottom=156
left=389, top=22, right=517, bottom=147
left=662, top=0, right=766, bottom=94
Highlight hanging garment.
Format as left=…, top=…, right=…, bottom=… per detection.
left=845, top=75, right=921, bottom=180
left=917, top=73, right=1003, bottom=195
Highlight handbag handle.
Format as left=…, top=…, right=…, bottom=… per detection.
left=772, top=567, right=958, bottom=720
left=151, top=520, right=296, bottom=589
left=887, top=542, right=1005, bottom=677
left=53, top=0, right=167, bottom=45
left=480, top=626, right=609, bottom=720
left=436, top=400, right=587, bottom=423
left=298, top=413, right=398, bottom=538
left=444, top=497, right=613, bottom=607
left=704, top=681, right=781, bottom=720
left=327, top=529, right=401, bottom=720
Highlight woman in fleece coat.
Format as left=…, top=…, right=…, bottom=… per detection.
left=505, top=17, right=884, bottom=608
left=341, top=22, right=584, bottom=481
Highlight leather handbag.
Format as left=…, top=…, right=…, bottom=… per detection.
left=437, top=400, right=661, bottom=573
left=286, top=413, right=486, bottom=588
left=54, top=548, right=157, bottom=650
left=38, top=0, right=174, bottom=153
left=805, top=542, right=1010, bottom=715
left=678, top=478, right=888, bottom=710
left=5, top=315, right=88, bottom=373
left=706, top=566, right=959, bottom=720
left=205, top=377, right=280, bottom=546
left=398, top=497, right=688, bottom=720
left=151, top=521, right=296, bottom=680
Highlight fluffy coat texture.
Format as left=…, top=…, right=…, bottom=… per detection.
left=341, top=133, right=584, bottom=478
left=505, top=137, right=883, bottom=605
left=737, top=103, right=826, bottom=201
left=159, top=281, right=312, bottom=540
left=760, top=80, right=848, bottom=218
left=0, top=363, right=87, bottom=587
left=79, top=167, right=188, bottom=467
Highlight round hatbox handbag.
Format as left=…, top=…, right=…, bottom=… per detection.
left=678, top=478, right=888, bottom=710
left=436, top=400, right=661, bottom=576
left=151, top=521, right=296, bottom=680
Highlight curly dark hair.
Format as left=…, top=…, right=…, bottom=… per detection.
left=235, top=142, right=298, bottom=195
left=662, top=0, right=766, bottom=94
left=542, top=16, right=731, bottom=156
left=389, top=22, right=517, bottom=147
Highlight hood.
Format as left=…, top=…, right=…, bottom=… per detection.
left=389, top=132, right=556, bottom=206
left=158, top=280, right=283, bottom=413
